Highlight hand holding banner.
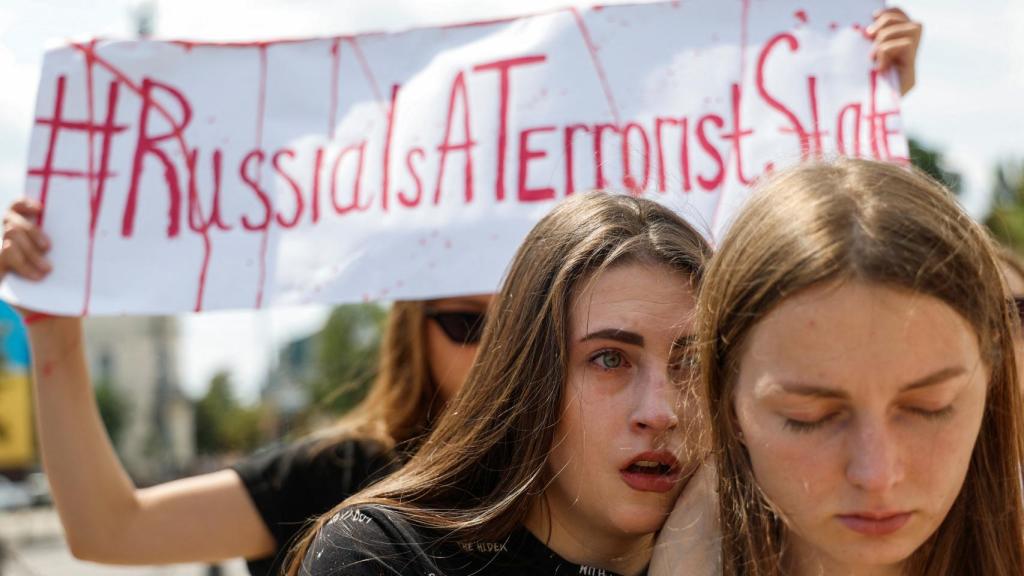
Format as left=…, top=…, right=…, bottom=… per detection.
left=2, top=0, right=906, bottom=315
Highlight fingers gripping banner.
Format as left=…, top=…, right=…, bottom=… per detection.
left=3, top=0, right=905, bottom=315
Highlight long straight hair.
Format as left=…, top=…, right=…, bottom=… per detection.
left=284, top=191, right=712, bottom=575
left=699, top=158, right=1024, bottom=575
left=312, top=300, right=438, bottom=450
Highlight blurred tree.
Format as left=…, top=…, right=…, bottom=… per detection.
left=195, top=371, right=265, bottom=454
left=908, top=136, right=963, bottom=196
left=95, top=378, right=129, bottom=447
left=308, top=304, right=387, bottom=415
left=195, top=372, right=232, bottom=454
left=985, top=160, right=1024, bottom=252
left=221, top=405, right=266, bottom=453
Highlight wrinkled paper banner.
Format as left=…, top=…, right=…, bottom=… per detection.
left=3, top=0, right=904, bottom=315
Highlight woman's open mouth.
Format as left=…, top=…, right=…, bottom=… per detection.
left=619, top=451, right=681, bottom=493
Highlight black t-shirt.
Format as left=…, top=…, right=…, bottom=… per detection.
left=231, top=437, right=402, bottom=576
left=299, top=504, right=641, bottom=576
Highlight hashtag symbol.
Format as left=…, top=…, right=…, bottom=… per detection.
left=27, top=75, right=128, bottom=229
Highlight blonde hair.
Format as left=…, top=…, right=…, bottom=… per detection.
left=311, top=301, right=438, bottom=451
left=996, top=246, right=1024, bottom=293
left=699, top=158, right=1024, bottom=575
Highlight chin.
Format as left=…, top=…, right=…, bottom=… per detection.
left=608, top=502, right=673, bottom=536
left=817, top=531, right=923, bottom=569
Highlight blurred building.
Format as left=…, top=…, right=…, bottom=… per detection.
left=84, top=316, right=194, bottom=484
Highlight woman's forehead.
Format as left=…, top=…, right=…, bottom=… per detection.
left=569, top=263, right=696, bottom=337
left=738, top=280, right=983, bottom=397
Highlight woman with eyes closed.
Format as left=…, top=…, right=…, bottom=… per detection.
left=286, top=190, right=712, bottom=576
left=0, top=197, right=492, bottom=575
left=687, top=158, right=1024, bottom=575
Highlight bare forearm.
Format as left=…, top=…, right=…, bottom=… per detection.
left=27, top=317, right=276, bottom=564
left=28, top=317, right=141, bottom=555
left=5, top=200, right=275, bottom=564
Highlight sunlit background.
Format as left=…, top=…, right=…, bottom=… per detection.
left=0, top=1, right=1021, bottom=574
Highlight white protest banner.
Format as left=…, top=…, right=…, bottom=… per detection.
left=2, top=0, right=906, bottom=315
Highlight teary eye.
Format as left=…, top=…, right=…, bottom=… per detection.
left=592, top=350, right=626, bottom=370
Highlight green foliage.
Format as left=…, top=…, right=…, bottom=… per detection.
left=985, top=160, right=1024, bottom=252
left=908, top=136, right=963, bottom=195
left=308, top=304, right=387, bottom=416
left=194, top=371, right=265, bottom=455
left=94, top=378, right=129, bottom=446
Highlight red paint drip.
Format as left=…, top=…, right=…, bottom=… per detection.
left=709, top=0, right=753, bottom=238
left=26, top=167, right=117, bottom=179
left=253, top=45, right=270, bottom=309
left=34, top=76, right=67, bottom=230
left=740, top=0, right=750, bottom=84
left=69, top=44, right=188, bottom=156
left=569, top=7, right=620, bottom=125
left=795, top=9, right=808, bottom=24
left=347, top=37, right=386, bottom=113
left=81, top=40, right=98, bottom=316
left=328, top=38, right=341, bottom=137
left=68, top=43, right=215, bottom=312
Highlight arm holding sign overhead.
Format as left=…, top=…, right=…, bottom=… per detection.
left=1, top=201, right=277, bottom=565
left=869, top=7, right=922, bottom=96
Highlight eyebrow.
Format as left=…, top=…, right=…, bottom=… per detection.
left=580, top=328, right=644, bottom=347
left=778, top=366, right=968, bottom=399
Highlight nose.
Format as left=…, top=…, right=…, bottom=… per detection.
left=845, top=417, right=905, bottom=492
left=631, top=367, right=680, bottom=433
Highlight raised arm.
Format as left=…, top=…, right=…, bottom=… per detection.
left=3, top=199, right=276, bottom=564
left=868, top=7, right=923, bottom=96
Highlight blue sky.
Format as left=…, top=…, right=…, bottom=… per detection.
left=0, top=0, right=1020, bottom=401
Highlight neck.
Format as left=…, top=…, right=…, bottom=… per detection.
left=785, top=541, right=904, bottom=576
left=523, top=497, right=653, bottom=576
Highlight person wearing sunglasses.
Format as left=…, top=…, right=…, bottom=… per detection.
left=422, top=298, right=490, bottom=400
left=0, top=198, right=493, bottom=576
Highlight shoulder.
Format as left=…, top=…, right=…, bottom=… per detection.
left=231, top=436, right=401, bottom=554
left=300, top=505, right=436, bottom=576
left=298, top=436, right=398, bottom=482
left=233, top=436, right=397, bottom=495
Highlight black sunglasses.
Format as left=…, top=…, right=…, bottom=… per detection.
left=424, top=309, right=486, bottom=346
left=1014, top=297, right=1024, bottom=328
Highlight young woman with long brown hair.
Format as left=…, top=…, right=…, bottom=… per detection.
left=287, top=190, right=712, bottom=576
left=694, top=158, right=1024, bottom=575
left=0, top=197, right=490, bottom=575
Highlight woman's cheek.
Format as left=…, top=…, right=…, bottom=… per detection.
left=744, top=418, right=838, bottom=508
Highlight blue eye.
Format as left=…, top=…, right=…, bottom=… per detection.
left=591, top=350, right=626, bottom=370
